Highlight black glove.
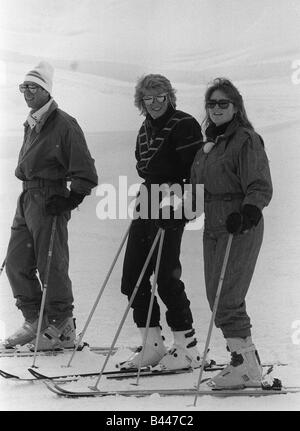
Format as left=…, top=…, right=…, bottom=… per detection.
left=226, top=204, right=262, bottom=234
left=45, top=190, right=85, bottom=216
left=156, top=205, right=187, bottom=230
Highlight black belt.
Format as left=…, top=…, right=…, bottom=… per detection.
left=22, top=179, right=67, bottom=190
left=204, top=190, right=244, bottom=202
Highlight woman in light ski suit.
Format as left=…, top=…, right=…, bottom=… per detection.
left=190, top=78, right=273, bottom=388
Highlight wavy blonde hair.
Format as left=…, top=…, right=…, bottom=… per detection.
left=134, top=74, right=177, bottom=115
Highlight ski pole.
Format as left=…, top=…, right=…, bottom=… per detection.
left=193, top=233, right=233, bottom=406
left=66, top=221, right=132, bottom=368
left=89, top=227, right=162, bottom=391
left=31, top=216, right=57, bottom=368
left=135, top=228, right=165, bottom=386
left=0, top=258, right=6, bottom=277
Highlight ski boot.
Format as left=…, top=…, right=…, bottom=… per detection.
left=1, top=318, right=44, bottom=349
left=30, top=317, right=76, bottom=351
left=117, top=327, right=167, bottom=369
left=208, top=337, right=263, bottom=389
left=153, top=329, right=207, bottom=371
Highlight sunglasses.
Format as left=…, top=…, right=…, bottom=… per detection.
left=206, top=99, right=233, bottom=109
left=19, top=84, right=41, bottom=94
left=142, top=94, right=168, bottom=105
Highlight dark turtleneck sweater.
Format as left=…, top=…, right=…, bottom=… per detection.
left=145, top=105, right=176, bottom=138
left=205, top=117, right=235, bottom=141
left=135, top=106, right=203, bottom=183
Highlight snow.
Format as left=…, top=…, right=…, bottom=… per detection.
left=0, top=0, right=300, bottom=412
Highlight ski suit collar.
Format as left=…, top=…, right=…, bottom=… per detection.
left=145, top=105, right=176, bottom=130
left=206, top=116, right=243, bottom=145
left=24, top=100, right=58, bottom=133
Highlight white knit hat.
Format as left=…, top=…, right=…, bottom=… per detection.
left=24, top=61, right=54, bottom=94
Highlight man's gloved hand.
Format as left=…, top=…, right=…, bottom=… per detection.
left=45, top=190, right=85, bottom=216
left=226, top=204, right=262, bottom=234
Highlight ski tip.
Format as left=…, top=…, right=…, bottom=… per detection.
left=0, top=369, right=19, bottom=379
left=28, top=368, right=47, bottom=379
left=43, top=381, right=59, bottom=395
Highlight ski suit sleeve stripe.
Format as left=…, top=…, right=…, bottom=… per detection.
left=135, top=135, right=140, bottom=162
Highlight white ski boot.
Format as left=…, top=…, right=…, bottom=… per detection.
left=117, top=327, right=167, bottom=369
left=2, top=318, right=43, bottom=348
left=208, top=337, right=263, bottom=389
left=153, top=329, right=205, bottom=371
left=30, top=317, right=76, bottom=351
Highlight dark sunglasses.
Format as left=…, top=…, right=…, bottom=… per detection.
left=206, top=99, right=233, bottom=109
left=142, top=94, right=168, bottom=105
left=19, top=84, right=41, bottom=94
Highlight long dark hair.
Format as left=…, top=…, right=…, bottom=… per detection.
left=203, top=78, right=254, bottom=130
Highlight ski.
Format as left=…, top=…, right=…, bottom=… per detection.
left=105, top=364, right=224, bottom=380
left=0, top=369, right=32, bottom=381
left=0, top=365, right=193, bottom=382
left=107, top=367, right=195, bottom=380
left=26, top=361, right=283, bottom=381
left=0, top=363, right=211, bottom=382
left=0, top=368, right=76, bottom=383
left=45, top=381, right=300, bottom=398
left=0, top=366, right=189, bottom=382
left=25, top=361, right=245, bottom=381
left=28, top=366, right=196, bottom=381
left=0, top=348, right=73, bottom=359
left=0, top=360, right=226, bottom=382
left=0, top=361, right=286, bottom=382
left=0, top=344, right=122, bottom=382
left=0, top=344, right=119, bottom=358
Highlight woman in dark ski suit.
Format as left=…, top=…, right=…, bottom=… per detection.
left=119, top=74, right=204, bottom=371
left=190, top=78, right=273, bottom=389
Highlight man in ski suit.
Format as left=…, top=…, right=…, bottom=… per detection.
left=2, top=61, right=98, bottom=350
left=119, top=74, right=205, bottom=371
